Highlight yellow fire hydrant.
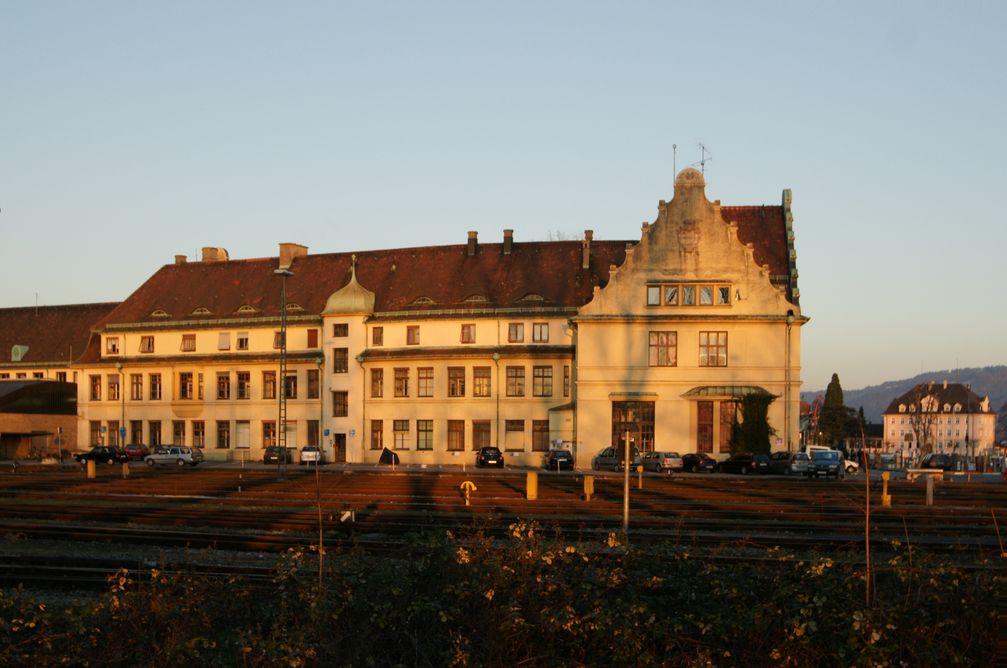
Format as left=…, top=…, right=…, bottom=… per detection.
left=460, top=480, right=477, bottom=507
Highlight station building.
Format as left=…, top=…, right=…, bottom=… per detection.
left=67, top=168, right=805, bottom=468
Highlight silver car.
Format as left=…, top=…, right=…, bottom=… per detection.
left=144, top=445, right=204, bottom=467
left=592, top=446, right=640, bottom=471
left=769, top=451, right=810, bottom=476
left=641, top=451, right=683, bottom=473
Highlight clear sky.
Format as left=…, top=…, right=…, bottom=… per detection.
left=2, top=2, right=1005, bottom=392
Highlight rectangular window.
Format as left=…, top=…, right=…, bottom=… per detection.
left=508, top=323, right=524, bottom=343
left=448, top=420, right=465, bottom=451
left=307, top=420, right=319, bottom=447
left=372, top=327, right=383, bottom=346
left=473, top=421, right=491, bottom=450
left=473, top=367, right=491, bottom=397
left=262, top=371, right=276, bottom=399
left=130, top=374, right=142, bottom=400
left=393, top=420, right=409, bottom=449
left=262, top=421, right=276, bottom=447
left=448, top=367, right=465, bottom=397
left=532, top=366, right=553, bottom=397
left=416, top=420, right=433, bottom=450
left=216, top=421, right=231, bottom=449
left=648, top=331, right=677, bottom=367
left=149, top=374, right=161, bottom=400
left=307, top=369, right=319, bottom=399
left=460, top=324, right=475, bottom=343
left=235, top=421, right=250, bottom=448
left=284, top=374, right=297, bottom=399
left=273, top=331, right=284, bottom=349
left=89, top=375, right=101, bottom=401
left=371, top=368, right=384, bottom=398
left=394, top=368, right=409, bottom=397
left=172, top=420, right=185, bottom=445
left=56, top=371, right=67, bottom=382
left=506, top=367, right=525, bottom=397
left=107, top=420, right=120, bottom=446
left=217, top=372, right=231, bottom=400
left=149, top=420, right=162, bottom=447
left=179, top=372, right=193, bottom=400
left=563, top=365, right=570, bottom=397
left=532, top=420, right=549, bottom=451
left=532, top=323, right=549, bottom=343
left=333, top=323, right=348, bottom=337
left=417, top=367, right=433, bottom=397
left=140, top=336, right=154, bottom=353
left=370, top=420, right=384, bottom=450
left=717, top=286, right=731, bottom=305
left=107, top=375, right=120, bottom=401
left=193, top=421, right=205, bottom=448
left=89, top=420, right=101, bottom=446
left=197, top=373, right=204, bottom=400
left=647, top=286, right=661, bottom=306
left=307, top=328, right=319, bottom=348
left=181, top=334, right=196, bottom=352
left=699, top=331, right=728, bottom=367
left=106, top=337, right=120, bottom=354
left=236, top=332, right=249, bottom=350
left=130, top=420, right=143, bottom=444
left=332, top=391, right=348, bottom=417
left=699, top=286, right=714, bottom=305
left=406, top=325, right=420, bottom=345
left=665, top=285, right=678, bottom=306
left=697, top=401, right=713, bottom=453
left=681, top=286, right=696, bottom=306
left=218, top=332, right=230, bottom=351
left=236, top=372, right=250, bottom=399
left=333, top=348, right=348, bottom=373
left=505, top=420, right=524, bottom=451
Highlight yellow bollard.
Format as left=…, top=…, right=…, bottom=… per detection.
left=122, top=462, right=130, bottom=479
left=637, top=464, right=644, bottom=490
left=86, top=460, right=96, bottom=480
left=526, top=471, right=538, bottom=500
left=881, top=471, right=891, bottom=507
left=583, top=475, right=594, bottom=501
left=460, top=480, right=477, bottom=506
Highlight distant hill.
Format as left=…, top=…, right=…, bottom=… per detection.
left=801, top=366, right=1007, bottom=438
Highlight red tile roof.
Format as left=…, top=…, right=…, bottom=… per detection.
left=94, top=206, right=792, bottom=329
left=0, top=303, right=119, bottom=365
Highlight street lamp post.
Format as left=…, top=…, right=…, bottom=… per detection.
left=115, top=362, right=125, bottom=447
left=274, top=268, right=294, bottom=480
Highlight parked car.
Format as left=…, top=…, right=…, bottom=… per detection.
left=75, top=446, right=129, bottom=465
left=592, top=446, right=640, bottom=472
left=716, top=453, right=771, bottom=475
left=919, top=453, right=954, bottom=471
left=299, top=445, right=325, bottom=465
left=144, top=446, right=203, bottom=467
left=681, top=452, right=717, bottom=473
left=641, top=451, right=683, bottom=473
left=123, top=443, right=150, bottom=460
left=476, top=446, right=504, bottom=468
left=769, top=451, right=810, bottom=476
left=545, top=450, right=574, bottom=471
left=262, top=446, right=293, bottom=465
left=808, top=449, right=844, bottom=478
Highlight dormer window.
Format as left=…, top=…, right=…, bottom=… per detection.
left=953, top=403, right=962, bottom=412
left=519, top=293, right=544, bottom=303
left=412, top=296, right=435, bottom=305
left=150, top=309, right=169, bottom=318
left=943, top=403, right=951, bottom=413
left=236, top=305, right=257, bottom=315
left=464, top=295, right=488, bottom=304
left=898, top=404, right=906, bottom=413
left=286, top=303, right=304, bottom=312
left=106, top=337, right=120, bottom=355
left=192, top=307, right=212, bottom=316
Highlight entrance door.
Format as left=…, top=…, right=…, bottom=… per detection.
left=611, top=401, right=655, bottom=454
left=334, top=433, right=347, bottom=463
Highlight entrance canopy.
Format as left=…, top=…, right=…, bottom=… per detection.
left=681, top=386, right=776, bottom=400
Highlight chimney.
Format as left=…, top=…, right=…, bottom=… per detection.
left=581, top=230, right=593, bottom=269
left=467, top=231, right=478, bottom=257
left=201, top=247, right=230, bottom=263
left=943, top=380, right=948, bottom=389
left=174, top=255, right=187, bottom=265
left=279, top=243, right=308, bottom=270
left=503, top=229, right=513, bottom=255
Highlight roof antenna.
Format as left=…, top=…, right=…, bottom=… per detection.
left=697, top=143, right=712, bottom=174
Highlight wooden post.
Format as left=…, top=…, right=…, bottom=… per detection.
left=926, top=474, right=934, bottom=507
